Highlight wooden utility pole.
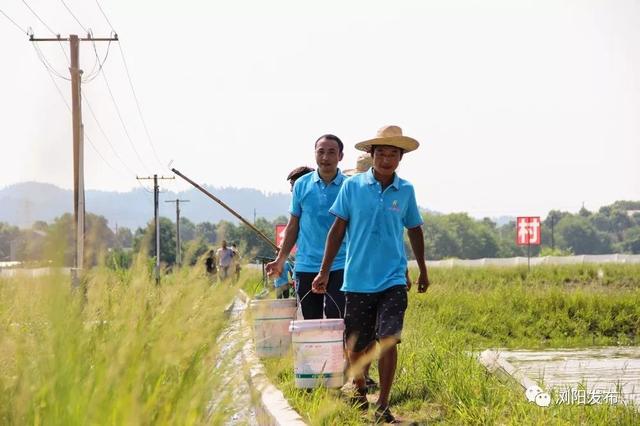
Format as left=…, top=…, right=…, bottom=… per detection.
left=165, top=199, right=190, bottom=267
left=30, top=33, right=117, bottom=285
left=70, top=35, right=83, bottom=274
left=137, top=174, right=174, bottom=284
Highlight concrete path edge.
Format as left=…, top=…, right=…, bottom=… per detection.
left=237, top=289, right=307, bottom=426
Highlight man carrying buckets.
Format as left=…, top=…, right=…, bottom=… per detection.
left=266, top=135, right=347, bottom=320
left=312, top=125, right=430, bottom=423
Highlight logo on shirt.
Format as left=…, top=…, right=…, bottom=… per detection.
left=389, top=200, right=401, bottom=212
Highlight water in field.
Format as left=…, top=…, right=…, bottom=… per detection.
left=498, top=347, right=640, bottom=406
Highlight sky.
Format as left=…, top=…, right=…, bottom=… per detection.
left=1, top=0, right=639, bottom=219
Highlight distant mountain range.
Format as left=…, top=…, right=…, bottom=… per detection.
left=0, top=182, right=292, bottom=230
left=0, top=182, right=477, bottom=230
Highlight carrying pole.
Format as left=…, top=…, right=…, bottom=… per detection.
left=171, top=168, right=278, bottom=251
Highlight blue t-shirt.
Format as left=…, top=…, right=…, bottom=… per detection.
left=289, top=170, right=347, bottom=272
left=275, top=261, right=293, bottom=287
left=330, top=168, right=423, bottom=293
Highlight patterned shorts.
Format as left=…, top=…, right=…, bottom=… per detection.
left=344, top=285, right=408, bottom=352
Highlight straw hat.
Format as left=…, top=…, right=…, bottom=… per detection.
left=343, top=153, right=372, bottom=176
left=354, top=125, right=419, bottom=153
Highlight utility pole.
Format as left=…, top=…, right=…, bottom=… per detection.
left=165, top=199, right=190, bottom=267
left=30, top=33, right=118, bottom=287
left=137, top=174, right=175, bottom=284
left=551, top=215, right=555, bottom=251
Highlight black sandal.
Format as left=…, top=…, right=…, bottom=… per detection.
left=350, top=387, right=369, bottom=411
left=365, top=376, right=379, bottom=390
left=375, top=405, right=398, bottom=424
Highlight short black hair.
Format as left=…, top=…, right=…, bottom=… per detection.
left=315, top=134, right=344, bottom=153
left=287, top=166, right=315, bottom=183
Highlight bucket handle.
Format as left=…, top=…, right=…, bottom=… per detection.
left=299, top=289, right=343, bottom=319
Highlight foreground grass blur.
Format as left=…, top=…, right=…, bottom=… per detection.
left=0, top=262, right=239, bottom=425
left=265, top=264, right=640, bottom=425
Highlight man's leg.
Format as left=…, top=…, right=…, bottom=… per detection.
left=377, top=338, right=398, bottom=407
left=347, top=347, right=375, bottom=389
left=295, top=272, right=324, bottom=319
left=374, top=285, right=408, bottom=411
left=324, top=269, right=345, bottom=319
left=344, top=291, right=378, bottom=407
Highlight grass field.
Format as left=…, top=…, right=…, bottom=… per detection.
left=259, top=264, right=640, bottom=425
left=0, top=263, right=239, bottom=425
left=2, top=263, right=638, bottom=425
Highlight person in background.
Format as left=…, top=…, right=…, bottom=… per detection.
left=287, top=166, right=315, bottom=191
left=216, top=240, right=234, bottom=280
left=342, top=152, right=372, bottom=177
left=230, top=242, right=241, bottom=281
left=204, top=249, right=217, bottom=283
left=274, top=259, right=294, bottom=299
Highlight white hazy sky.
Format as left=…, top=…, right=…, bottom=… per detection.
left=1, top=0, right=639, bottom=218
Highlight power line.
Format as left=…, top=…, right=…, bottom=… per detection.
left=32, top=42, right=70, bottom=80
left=117, top=42, right=165, bottom=169
left=93, top=0, right=165, bottom=170
left=59, top=0, right=88, bottom=34
left=82, top=33, right=113, bottom=83
left=21, top=1, right=70, bottom=63
left=95, top=0, right=115, bottom=32
left=0, top=7, right=29, bottom=35
left=36, top=47, right=119, bottom=175
left=99, top=66, right=152, bottom=174
left=32, top=42, right=145, bottom=188
left=83, top=93, right=138, bottom=177
left=21, top=0, right=56, bottom=35
left=30, top=32, right=153, bottom=203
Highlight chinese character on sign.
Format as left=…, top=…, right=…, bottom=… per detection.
left=275, top=224, right=297, bottom=255
left=516, top=216, right=541, bottom=245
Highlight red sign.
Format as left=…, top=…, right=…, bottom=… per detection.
left=516, top=217, right=541, bottom=245
left=275, top=224, right=297, bottom=255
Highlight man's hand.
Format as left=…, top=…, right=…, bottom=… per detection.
left=416, top=271, right=430, bottom=293
left=406, top=269, right=412, bottom=291
left=265, top=258, right=284, bottom=279
left=311, top=271, right=329, bottom=294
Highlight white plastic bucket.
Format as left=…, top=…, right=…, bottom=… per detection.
left=250, top=298, right=297, bottom=357
left=289, top=319, right=345, bottom=388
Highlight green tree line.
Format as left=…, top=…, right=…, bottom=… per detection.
left=1, top=200, right=639, bottom=267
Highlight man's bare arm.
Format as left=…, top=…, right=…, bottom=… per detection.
left=266, top=215, right=299, bottom=277
left=311, top=217, right=347, bottom=293
left=407, top=225, right=430, bottom=292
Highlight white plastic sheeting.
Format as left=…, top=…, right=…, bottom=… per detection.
left=411, top=254, right=640, bottom=268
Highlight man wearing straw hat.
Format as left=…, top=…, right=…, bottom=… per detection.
left=312, top=125, right=430, bottom=423
left=343, top=152, right=372, bottom=177
left=266, top=134, right=347, bottom=319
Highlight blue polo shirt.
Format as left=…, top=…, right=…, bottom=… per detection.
left=330, top=168, right=423, bottom=293
left=289, top=170, right=347, bottom=273
left=275, top=261, right=293, bottom=287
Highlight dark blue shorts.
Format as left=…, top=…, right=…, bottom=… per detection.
left=344, top=285, right=408, bottom=352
